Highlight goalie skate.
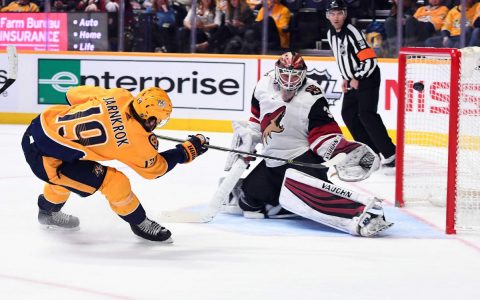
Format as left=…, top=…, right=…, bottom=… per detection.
left=130, top=218, right=173, bottom=243
left=352, top=196, right=393, bottom=237
left=38, top=209, right=80, bottom=231
left=357, top=213, right=394, bottom=237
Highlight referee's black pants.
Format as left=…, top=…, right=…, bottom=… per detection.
left=341, top=67, right=396, bottom=159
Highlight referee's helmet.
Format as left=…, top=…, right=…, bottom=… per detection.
left=326, top=0, right=347, bottom=11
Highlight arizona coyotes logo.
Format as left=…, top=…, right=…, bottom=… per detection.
left=260, top=106, right=286, bottom=144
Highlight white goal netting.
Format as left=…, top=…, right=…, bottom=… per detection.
left=400, top=47, right=480, bottom=232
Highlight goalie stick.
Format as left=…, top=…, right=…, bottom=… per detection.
left=155, top=133, right=346, bottom=170
left=158, top=151, right=347, bottom=224
left=0, top=45, right=17, bottom=94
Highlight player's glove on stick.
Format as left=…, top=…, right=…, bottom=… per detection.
left=224, top=121, right=262, bottom=171
left=177, top=134, right=209, bottom=163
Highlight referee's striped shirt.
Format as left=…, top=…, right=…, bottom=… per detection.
left=327, top=23, right=378, bottom=80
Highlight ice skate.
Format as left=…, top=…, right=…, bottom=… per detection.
left=358, top=214, right=394, bottom=237
left=381, top=154, right=396, bottom=175
left=38, top=209, right=80, bottom=231
left=130, top=218, right=173, bottom=243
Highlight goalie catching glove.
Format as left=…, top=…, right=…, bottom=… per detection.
left=177, top=134, right=209, bottom=163
left=316, top=135, right=380, bottom=182
left=224, top=121, right=261, bottom=171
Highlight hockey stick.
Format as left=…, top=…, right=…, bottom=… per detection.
left=158, top=151, right=347, bottom=224
left=155, top=134, right=346, bottom=169
left=0, top=45, right=18, bottom=94
left=159, top=159, right=249, bottom=223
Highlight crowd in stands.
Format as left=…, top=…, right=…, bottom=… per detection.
left=1, top=0, right=479, bottom=56
left=381, top=0, right=480, bottom=56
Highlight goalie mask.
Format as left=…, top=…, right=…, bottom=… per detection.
left=133, top=87, right=172, bottom=132
left=274, top=52, right=307, bottom=100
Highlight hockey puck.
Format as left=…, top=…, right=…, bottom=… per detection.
left=413, top=82, right=424, bottom=92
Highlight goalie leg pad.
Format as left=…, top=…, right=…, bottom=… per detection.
left=219, top=178, right=245, bottom=215
left=204, top=159, right=248, bottom=219
left=279, top=169, right=385, bottom=235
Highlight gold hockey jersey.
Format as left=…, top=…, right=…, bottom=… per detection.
left=442, top=3, right=479, bottom=36
left=31, top=86, right=169, bottom=179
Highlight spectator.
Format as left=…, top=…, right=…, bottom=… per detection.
left=105, top=0, right=119, bottom=11
left=129, top=0, right=142, bottom=9
left=255, top=0, right=290, bottom=49
left=51, top=0, right=78, bottom=12
left=150, top=0, right=177, bottom=52
left=246, top=0, right=260, bottom=10
left=84, top=0, right=101, bottom=11
left=179, top=0, right=220, bottom=52
left=468, top=0, right=480, bottom=46
left=196, top=0, right=255, bottom=53
left=404, top=0, right=449, bottom=46
left=174, top=0, right=191, bottom=7
left=425, top=0, right=477, bottom=48
left=383, top=0, right=418, bottom=54
left=1, top=0, right=40, bottom=12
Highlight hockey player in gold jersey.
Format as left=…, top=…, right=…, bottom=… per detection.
left=21, top=86, right=209, bottom=242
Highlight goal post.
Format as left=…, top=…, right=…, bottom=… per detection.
left=396, top=47, right=480, bottom=234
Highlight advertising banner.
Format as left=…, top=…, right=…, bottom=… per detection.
left=0, top=13, right=68, bottom=51
left=37, top=58, right=247, bottom=111
left=0, top=13, right=108, bottom=51
left=0, top=52, right=399, bottom=131
left=67, top=13, right=109, bottom=51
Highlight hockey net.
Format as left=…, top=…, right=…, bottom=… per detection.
left=396, top=47, right=480, bottom=234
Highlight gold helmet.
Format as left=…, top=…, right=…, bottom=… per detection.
left=133, top=87, right=172, bottom=128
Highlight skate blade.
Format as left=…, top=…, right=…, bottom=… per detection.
left=368, top=222, right=394, bottom=237
left=40, top=224, right=80, bottom=231
left=135, top=236, right=174, bottom=244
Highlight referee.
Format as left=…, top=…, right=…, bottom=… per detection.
left=326, top=0, right=396, bottom=171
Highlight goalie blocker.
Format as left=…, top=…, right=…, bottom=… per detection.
left=279, top=169, right=393, bottom=237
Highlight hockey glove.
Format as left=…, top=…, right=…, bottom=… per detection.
left=332, top=139, right=380, bottom=182
left=177, top=134, right=209, bottom=163
left=224, top=121, right=261, bottom=171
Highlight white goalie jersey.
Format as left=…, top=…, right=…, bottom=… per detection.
left=249, top=71, right=344, bottom=167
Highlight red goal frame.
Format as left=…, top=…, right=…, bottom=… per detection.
left=396, top=47, right=461, bottom=234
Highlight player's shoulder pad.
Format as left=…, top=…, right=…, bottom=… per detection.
left=108, top=88, right=134, bottom=100
left=148, top=134, right=159, bottom=151
left=263, top=69, right=275, bottom=78
left=302, top=79, right=324, bottom=97
left=305, top=84, right=323, bottom=96
left=254, top=71, right=276, bottom=97
left=66, top=85, right=107, bottom=105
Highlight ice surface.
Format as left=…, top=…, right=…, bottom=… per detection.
left=1, top=125, right=479, bottom=300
